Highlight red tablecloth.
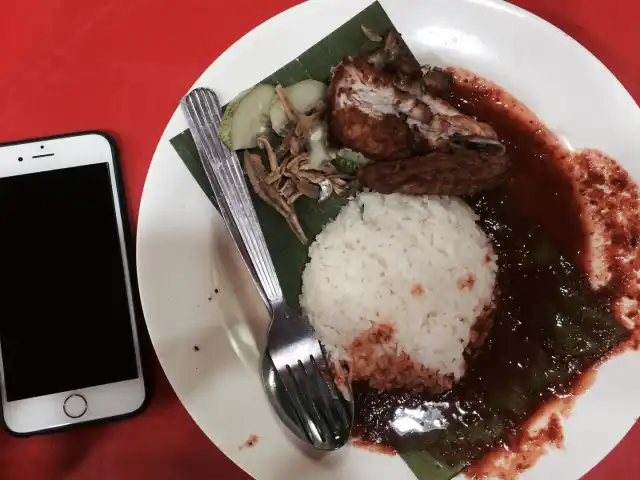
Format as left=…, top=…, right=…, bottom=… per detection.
left=0, top=1, right=638, bottom=478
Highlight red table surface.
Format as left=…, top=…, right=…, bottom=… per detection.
left=0, top=0, right=638, bottom=478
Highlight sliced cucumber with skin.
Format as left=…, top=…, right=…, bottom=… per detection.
left=270, top=80, right=328, bottom=136
left=218, top=88, right=249, bottom=149
left=218, top=84, right=276, bottom=150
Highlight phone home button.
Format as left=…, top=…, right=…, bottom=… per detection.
left=63, top=394, right=88, bottom=419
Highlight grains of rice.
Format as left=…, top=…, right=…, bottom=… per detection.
left=300, top=192, right=497, bottom=392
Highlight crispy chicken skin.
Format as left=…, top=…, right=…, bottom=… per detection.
left=358, top=150, right=510, bottom=196
left=328, top=57, right=432, bottom=160
left=328, top=104, right=418, bottom=160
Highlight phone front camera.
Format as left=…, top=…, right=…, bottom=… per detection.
left=18, top=157, right=23, bottom=162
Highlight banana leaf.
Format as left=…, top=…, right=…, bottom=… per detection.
left=169, top=2, right=630, bottom=478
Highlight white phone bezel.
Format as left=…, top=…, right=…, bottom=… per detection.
left=0, top=133, right=146, bottom=434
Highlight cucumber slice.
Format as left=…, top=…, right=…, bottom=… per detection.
left=218, top=84, right=276, bottom=150
left=269, top=80, right=328, bottom=136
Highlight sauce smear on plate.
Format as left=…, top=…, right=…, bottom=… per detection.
left=351, top=68, right=638, bottom=478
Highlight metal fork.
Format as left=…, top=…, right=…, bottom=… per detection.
left=181, top=87, right=353, bottom=450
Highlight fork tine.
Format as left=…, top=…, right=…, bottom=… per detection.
left=305, top=356, right=341, bottom=432
left=308, top=354, right=352, bottom=428
left=289, top=362, right=336, bottom=443
left=278, top=365, right=324, bottom=447
left=296, top=359, right=341, bottom=437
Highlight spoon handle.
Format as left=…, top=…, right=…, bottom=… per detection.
left=181, top=87, right=284, bottom=309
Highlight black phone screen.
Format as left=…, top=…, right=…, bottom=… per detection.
left=0, top=163, right=138, bottom=401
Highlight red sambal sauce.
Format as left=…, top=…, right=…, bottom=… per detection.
left=446, top=69, right=586, bottom=261
left=350, top=69, right=633, bottom=475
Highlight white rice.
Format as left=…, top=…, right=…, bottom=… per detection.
left=300, top=192, right=497, bottom=391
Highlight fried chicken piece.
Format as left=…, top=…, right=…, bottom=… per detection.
left=357, top=150, right=510, bottom=196
left=372, top=33, right=497, bottom=144
left=328, top=32, right=500, bottom=160
left=328, top=57, right=433, bottom=160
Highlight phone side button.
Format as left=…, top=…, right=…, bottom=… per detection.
left=63, top=394, right=88, bottom=419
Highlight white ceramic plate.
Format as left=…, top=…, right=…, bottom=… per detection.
left=136, top=0, right=640, bottom=478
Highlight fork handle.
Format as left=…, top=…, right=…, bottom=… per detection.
left=181, top=87, right=284, bottom=309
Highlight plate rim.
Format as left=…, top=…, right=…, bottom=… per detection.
left=136, top=1, right=640, bottom=479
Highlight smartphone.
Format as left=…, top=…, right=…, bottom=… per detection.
left=0, top=132, right=146, bottom=435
